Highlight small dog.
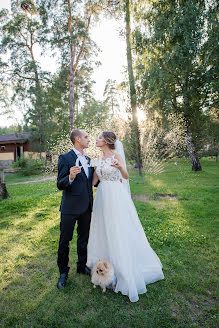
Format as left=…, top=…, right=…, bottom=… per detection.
left=91, top=260, right=117, bottom=292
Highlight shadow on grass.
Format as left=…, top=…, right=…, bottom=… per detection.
left=0, top=220, right=173, bottom=328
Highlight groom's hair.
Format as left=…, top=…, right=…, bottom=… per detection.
left=70, top=129, right=82, bottom=144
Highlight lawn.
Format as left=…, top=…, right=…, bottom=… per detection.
left=0, top=159, right=218, bottom=328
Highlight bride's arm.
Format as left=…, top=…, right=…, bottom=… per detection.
left=112, top=154, right=129, bottom=179
left=92, top=170, right=99, bottom=186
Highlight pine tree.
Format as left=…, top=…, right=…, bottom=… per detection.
left=0, top=0, right=50, bottom=157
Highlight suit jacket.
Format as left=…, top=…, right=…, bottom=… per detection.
left=57, top=149, right=94, bottom=215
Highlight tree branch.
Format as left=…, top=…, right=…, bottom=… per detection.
left=18, top=30, right=30, bottom=50
left=74, top=15, right=91, bottom=73
left=203, top=45, right=218, bottom=67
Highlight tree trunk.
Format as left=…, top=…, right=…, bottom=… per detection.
left=35, top=84, right=43, bottom=159
left=0, top=175, right=9, bottom=199
left=67, top=1, right=91, bottom=131
left=69, top=48, right=75, bottom=131
left=26, top=11, right=43, bottom=158
left=185, top=120, right=202, bottom=171
left=68, top=0, right=75, bottom=131
left=124, top=0, right=142, bottom=175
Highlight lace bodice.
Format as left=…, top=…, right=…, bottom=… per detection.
left=96, top=155, right=121, bottom=182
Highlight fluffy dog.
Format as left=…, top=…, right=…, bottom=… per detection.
left=91, top=260, right=117, bottom=292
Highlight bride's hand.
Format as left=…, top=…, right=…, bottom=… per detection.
left=111, top=159, right=122, bottom=169
left=111, top=154, right=129, bottom=179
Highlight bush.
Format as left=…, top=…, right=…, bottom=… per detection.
left=12, top=157, right=45, bottom=176
left=12, top=157, right=29, bottom=169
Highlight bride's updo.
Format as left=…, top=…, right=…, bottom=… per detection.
left=102, top=131, right=117, bottom=150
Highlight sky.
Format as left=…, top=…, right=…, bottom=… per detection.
left=0, top=0, right=127, bottom=127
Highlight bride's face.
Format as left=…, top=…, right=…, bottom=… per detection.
left=96, top=134, right=107, bottom=148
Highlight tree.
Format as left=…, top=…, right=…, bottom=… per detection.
left=103, top=79, right=119, bottom=115
left=34, top=59, right=97, bottom=148
left=124, top=0, right=142, bottom=175
left=133, top=0, right=218, bottom=171
left=0, top=174, right=9, bottom=199
left=75, top=98, right=110, bottom=129
left=44, top=0, right=120, bottom=131
left=0, top=125, right=23, bottom=135
left=201, top=108, right=219, bottom=161
left=0, top=0, right=50, bottom=157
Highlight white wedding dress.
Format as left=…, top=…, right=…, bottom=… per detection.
left=87, top=155, right=164, bottom=302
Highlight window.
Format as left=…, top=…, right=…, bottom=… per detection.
left=1, top=145, right=6, bottom=151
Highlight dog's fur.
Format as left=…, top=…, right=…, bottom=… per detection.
left=91, top=260, right=116, bottom=292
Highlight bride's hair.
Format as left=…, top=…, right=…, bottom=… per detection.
left=102, top=131, right=117, bottom=150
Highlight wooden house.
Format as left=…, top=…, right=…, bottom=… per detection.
left=0, top=132, right=46, bottom=168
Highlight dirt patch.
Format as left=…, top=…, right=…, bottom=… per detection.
left=132, top=193, right=178, bottom=202
left=132, top=194, right=151, bottom=202
left=155, top=193, right=178, bottom=200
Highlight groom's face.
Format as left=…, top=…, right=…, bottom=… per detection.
left=78, top=131, right=90, bottom=149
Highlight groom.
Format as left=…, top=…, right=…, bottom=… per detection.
left=57, top=129, right=94, bottom=289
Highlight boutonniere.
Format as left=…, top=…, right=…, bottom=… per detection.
left=88, top=159, right=98, bottom=168
left=85, top=156, right=90, bottom=164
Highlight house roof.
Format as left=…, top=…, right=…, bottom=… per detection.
left=0, top=132, right=32, bottom=144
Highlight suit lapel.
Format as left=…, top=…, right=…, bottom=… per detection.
left=70, top=149, right=77, bottom=163
left=81, top=166, right=88, bottom=179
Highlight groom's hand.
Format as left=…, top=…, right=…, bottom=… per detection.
left=70, top=166, right=81, bottom=180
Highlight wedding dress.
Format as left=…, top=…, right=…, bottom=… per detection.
left=86, top=155, right=164, bottom=302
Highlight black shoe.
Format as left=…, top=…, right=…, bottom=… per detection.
left=57, top=273, right=68, bottom=289
left=76, top=265, right=91, bottom=276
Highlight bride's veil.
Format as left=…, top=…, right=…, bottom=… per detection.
left=115, top=140, right=131, bottom=195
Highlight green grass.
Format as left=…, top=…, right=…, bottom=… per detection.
left=0, top=159, right=218, bottom=328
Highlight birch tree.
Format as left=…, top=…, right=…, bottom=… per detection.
left=133, top=0, right=218, bottom=171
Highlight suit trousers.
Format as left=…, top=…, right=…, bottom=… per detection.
left=57, top=204, right=92, bottom=274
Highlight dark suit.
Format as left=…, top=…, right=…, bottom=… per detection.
left=57, top=149, right=94, bottom=274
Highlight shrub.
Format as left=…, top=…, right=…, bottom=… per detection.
left=12, top=158, right=45, bottom=176
left=12, top=157, right=29, bottom=168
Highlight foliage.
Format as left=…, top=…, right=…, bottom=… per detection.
left=0, top=0, right=217, bottom=172
left=124, top=111, right=187, bottom=174
left=45, top=115, right=130, bottom=173
left=124, top=0, right=143, bottom=174
left=0, top=0, right=51, bottom=153
left=75, top=99, right=110, bottom=129
left=103, top=79, right=120, bottom=115
left=133, top=0, right=218, bottom=170
left=12, top=157, right=29, bottom=169
left=41, top=0, right=107, bottom=129
left=0, top=125, right=23, bottom=135
left=200, top=108, right=219, bottom=160
left=12, top=156, right=45, bottom=175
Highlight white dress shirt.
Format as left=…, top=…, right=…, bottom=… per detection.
left=69, top=147, right=89, bottom=183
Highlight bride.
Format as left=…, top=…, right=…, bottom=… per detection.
left=86, top=131, right=164, bottom=302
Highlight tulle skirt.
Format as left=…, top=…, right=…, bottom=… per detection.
left=87, top=180, right=164, bottom=302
